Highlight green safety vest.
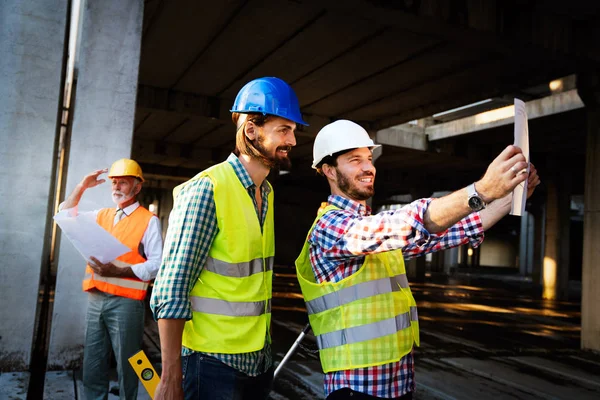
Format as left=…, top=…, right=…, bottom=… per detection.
left=180, top=161, right=274, bottom=354
left=295, top=204, right=419, bottom=373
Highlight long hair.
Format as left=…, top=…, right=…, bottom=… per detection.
left=232, top=112, right=272, bottom=162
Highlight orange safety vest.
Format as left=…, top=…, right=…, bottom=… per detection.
left=82, top=206, right=153, bottom=300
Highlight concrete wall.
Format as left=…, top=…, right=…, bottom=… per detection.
left=47, top=0, right=144, bottom=369
left=479, top=237, right=517, bottom=268
left=581, top=100, right=600, bottom=350
left=0, top=0, right=67, bottom=370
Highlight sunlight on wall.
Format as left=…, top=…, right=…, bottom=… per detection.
left=543, top=256, right=557, bottom=300
left=474, top=105, right=514, bottom=125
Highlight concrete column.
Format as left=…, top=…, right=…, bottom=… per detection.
left=558, top=176, right=571, bottom=300
left=47, top=0, right=144, bottom=368
left=429, top=252, right=441, bottom=273
left=531, top=201, right=546, bottom=288
left=0, top=0, right=67, bottom=371
left=526, top=212, right=535, bottom=274
left=519, top=211, right=535, bottom=275
left=474, top=245, right=482, bottom=267
left=578, top=73, right=600, bottom=351
left=405, top=256, right=426, bottom=282
left=443, top=247, right=459, bottom=274
left=542, top=177, right=570, bottom=300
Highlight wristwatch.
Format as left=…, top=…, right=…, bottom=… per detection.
left=467, top=183, right=486, bottom=211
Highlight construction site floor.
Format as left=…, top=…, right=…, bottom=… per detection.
left=3, top=270, right=600, bottom=399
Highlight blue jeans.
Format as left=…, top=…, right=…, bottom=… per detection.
left=83, top=290, right=145, bottom=400
left=182, top=353, right=274, bottom=400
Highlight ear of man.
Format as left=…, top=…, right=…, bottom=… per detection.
left=133, top=181, right=142, bottom=196
left=322, top=164, right=337, bottom=181
left=244, top=120, right=257, bottom=140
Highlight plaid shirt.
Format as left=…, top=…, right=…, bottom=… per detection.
left=150, top=154, right=271, bottom=376
left=309, top=195, right=484, bottom=398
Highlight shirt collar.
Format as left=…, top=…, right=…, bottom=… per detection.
left=226, top=153, right=271, bottom=194
left=117, top=201, right=139, bottom=216
left=327, top=195, right=371, bottom=216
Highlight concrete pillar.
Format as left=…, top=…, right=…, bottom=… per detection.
left=443, top=247, right=459, bottom=274
left=0, top=0, right=68, bottom=371
left=578, top=73, right=600, bottom=351
left=531, top=201, right=546, bottom=288
left=47, top=0, right=144, bottom=368
left=558, top=176, right=571, bottom=300
left=519, top=211, right=535, bottom=275
left=526, top=212, right=535, bottom=274
left=473, top=245, right=482, bottom=267
left=405, top=256, right=426, bottom=282
left=542, top=177, right=570, bottom=300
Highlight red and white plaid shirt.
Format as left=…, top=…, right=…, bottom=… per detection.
left=308, top=195, right=484, bottom=398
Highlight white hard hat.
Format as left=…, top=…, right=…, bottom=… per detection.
left=312, top=120, right=380, bottom=169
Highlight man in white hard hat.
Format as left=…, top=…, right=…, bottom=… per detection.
left=295, top=120, right=540, bottom=400
left=58, top=159, right=163, bottom=400
left=150, top=77, right=307, bottom=400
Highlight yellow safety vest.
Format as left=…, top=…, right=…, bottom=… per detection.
left=180, top=161, right=274, bottom=354
left=295, top=204, right=419, bottom=373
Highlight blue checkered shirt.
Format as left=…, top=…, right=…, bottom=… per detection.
left=150, top=154, right=271, bottom=376
left=309, top=195, right=484, bottom=398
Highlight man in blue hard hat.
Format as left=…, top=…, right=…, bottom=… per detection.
left=151, top=77, right=307, bottom=400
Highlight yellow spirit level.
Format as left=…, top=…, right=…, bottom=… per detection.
left=128, top=350, right=160, bottom=399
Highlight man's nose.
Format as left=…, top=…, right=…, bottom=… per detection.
left=286, top=131, right=297, bottom=147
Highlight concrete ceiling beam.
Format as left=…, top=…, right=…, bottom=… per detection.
left=427, top=89, right=584, bottom=141
left=137, top=84, right=227, bottom=120
left=375, top=125, right=427, bottom=151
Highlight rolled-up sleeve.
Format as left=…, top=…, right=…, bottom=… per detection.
left=313, top=198, right=483, bottom=262
left=402, top=199, right=484, bottom=260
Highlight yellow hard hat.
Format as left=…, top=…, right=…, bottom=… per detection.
left=108, top=158, right=144, bottom=182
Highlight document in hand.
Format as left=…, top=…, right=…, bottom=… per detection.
left=53, top=211, right=130, bottom=264
left=510, top=98, right=530, bottom=216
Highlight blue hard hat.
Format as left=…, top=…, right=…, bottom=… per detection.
left=230, top=77, right=308, bottom=126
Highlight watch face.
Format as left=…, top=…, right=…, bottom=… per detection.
left=468, top=196, right=484, bottom=211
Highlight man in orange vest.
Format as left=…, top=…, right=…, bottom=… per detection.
left=59, top=158, right=163, bottom=400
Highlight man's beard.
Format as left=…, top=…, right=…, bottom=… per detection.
left=336, top=168, right=374, bottom=201
left=253, top=134, right=292, bottom=170
left=112, top=189, right=135, bottom=205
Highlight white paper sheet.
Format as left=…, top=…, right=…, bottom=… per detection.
left=53, top=211, right=130, bottom=264
left=510, top=98, right=530, bottom=216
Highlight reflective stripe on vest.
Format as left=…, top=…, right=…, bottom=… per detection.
left=317, top=307, right=418, bottom=349
left=305, top=274, right=409, bottom=315
left=204, top=256, right=274, bottom=277
left=190, top=297, right=271, bottom=317
left=84, top=273, right=149, bottom=291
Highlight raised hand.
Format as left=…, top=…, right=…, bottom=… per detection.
left=80, top=168, right=109, bottom=190
left=476, top=145, right=529, bottom=203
